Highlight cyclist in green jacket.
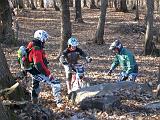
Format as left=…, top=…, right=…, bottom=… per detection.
left=107, top=40, right=138, bottom=82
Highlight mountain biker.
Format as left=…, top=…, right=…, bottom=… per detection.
left=17, top=30, right=62, bottom=107
left=107, top=39, right=138, bottom=82
left=59, top=37, right=92, bottom=94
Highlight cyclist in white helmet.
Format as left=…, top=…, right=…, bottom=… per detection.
left=17, top=30, right=63, bottom=107
left=60, top=37, right=92, bottom=94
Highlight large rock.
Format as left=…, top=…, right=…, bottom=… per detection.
left=74, top=81, right=152, bottom=104
left=80, top=95, right=121, bottom=111
left=143, top=101, right=160, bottom=112
left=70, top=81, right=152, bottom=111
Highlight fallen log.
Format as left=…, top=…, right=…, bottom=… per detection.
left=0, top=82, right=19, bottom=96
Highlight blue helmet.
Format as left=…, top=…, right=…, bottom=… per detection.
left=68, top=37, right=79, bottom=47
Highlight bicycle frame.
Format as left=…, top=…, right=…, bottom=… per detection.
left=71, top=63, right=88, bottom=91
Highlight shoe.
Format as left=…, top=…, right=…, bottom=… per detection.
left=67, top=91, right=76, bottom=101
left=32, top=97, right=38, bottom=104
left=67, top=89, right=72, bottom=94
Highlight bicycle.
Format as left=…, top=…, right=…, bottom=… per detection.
left=71, top=63, right=90, bottom=92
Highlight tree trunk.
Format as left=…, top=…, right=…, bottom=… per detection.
left=0, top=0, right=15, bottom=44
left=0, top=45, right=25, bottom=100
left=158, top=0, right=160, bottom=14
left=144, top=0, right=154, bottom=55
left=39, top=0, right=44, bottom=8
left=0, top=19, right=2, bottom=40
left=114, top=0, right=119, bottom=11
left=94, top=0, right=107, bottom=45
left=120, top=0, right=128, bottom=12
left=30, top=0, right=36, bottom=10
left=53, top=0, right=60, bottom=11
left=81, top=0, right=87, bottom=8
left=75, top=0, right=84, bottom=23
left=134, top=0, right=139, bottom=21
left=17, top=0, right=24, bottom=9
left=86, top=0, right=97, bottom=9
left=57, top=0, right=72, bottom=59
left=0, top=101, right=11, bottom=120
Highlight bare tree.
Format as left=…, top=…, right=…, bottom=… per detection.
left=134, top=0, right=139, bottom=21
left=159, top=0, right=160, bottom=13
left=120, top=0, right=128, bottom=12
left=30, top=0, right=36, bottom=9
left=114, top=0, right=119, bottom=11
left=94, top=0, right=108, bottom=45
left=57, top=0, right=72, bottom=58
left=16, top=0, right=24, bottom=9
left=75, top=0, right=84, bottom=23
left=0, top=0, right=15, bottom=44
left=0, top=45, right=25, bottom=100
left=144, top=0, right=154, bottom=55
left=85, top=0, right=97, bottom=9
left=0, top=45, right=23, bottom=119
left=53, top=0, right=60, bottom=11
left=0, top=101, right=12, bottom=120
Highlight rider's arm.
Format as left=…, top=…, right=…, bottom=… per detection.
left=77, top=48, right=87, bottom=58
left=77, top=48, right=92, bottom=63
left=33, top=50, right=51, bottom=76
left=110, top=55, right=119, bottom=71
left=59, top=49, right=68, bottom=64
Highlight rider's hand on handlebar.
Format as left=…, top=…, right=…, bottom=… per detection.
left=120, top=73, right=128, bottom=81
left=62, top=61, right=68, bottom=65
left=49, top=74, right=55, bottom=81
left=86, top=56, right=92, bottom=63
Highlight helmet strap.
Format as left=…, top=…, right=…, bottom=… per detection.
left=68, top=45, right=71, bottom=48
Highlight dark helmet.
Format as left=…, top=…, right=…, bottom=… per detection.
left=109, top=40, right=123, bottom=51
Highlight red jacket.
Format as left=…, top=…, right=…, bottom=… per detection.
left=27, top=41, right=51, bottom=76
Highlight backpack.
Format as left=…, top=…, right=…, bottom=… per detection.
left=17, top=46, right=32, bottom=70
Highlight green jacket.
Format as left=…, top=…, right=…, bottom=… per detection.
left=110, top=48, right=138, bottom=75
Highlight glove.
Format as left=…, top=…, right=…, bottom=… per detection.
left=107, top=70, right=112, bottom=76
left=62, top=61, right=68, bottom=65
left=86, top=56, right=92, bottom=63
left=49, top=74, right=55, bottom=81
left=120, top=73, right=128, bottom=81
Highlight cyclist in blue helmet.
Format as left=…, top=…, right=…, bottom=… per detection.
left=60, top=37, right=92, bottom=94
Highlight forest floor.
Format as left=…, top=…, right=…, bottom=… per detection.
left=2, top=7, right=160, bottom=119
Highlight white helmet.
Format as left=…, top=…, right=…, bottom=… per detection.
left=34, top=30, right=49, bottom=42
left=68, top=37, right=79, bottom=47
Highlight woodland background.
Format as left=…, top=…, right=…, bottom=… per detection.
left=0, top=0, right=160, bottom=120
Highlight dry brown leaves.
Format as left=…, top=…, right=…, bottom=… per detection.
left=2, top=7, right=160, bottom=120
